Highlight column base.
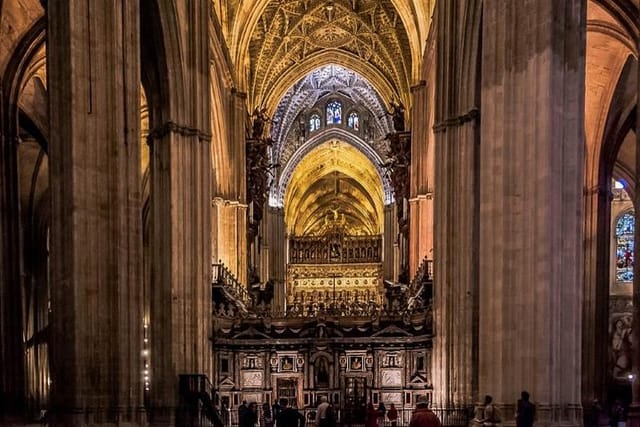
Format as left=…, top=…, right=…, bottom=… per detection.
left=47, top=406, right=147, bottom=427
left=146, top=406, right=176, bottom=427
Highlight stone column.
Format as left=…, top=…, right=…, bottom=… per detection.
left=211, top=88, right=247, bottom=285
left=409, top=75, right=434, bottom=276
left=581, top=180, right=611, bottom=415
left=383, top=204, right=398, bottom=281
left=629, top=39, right=640, bottom=427
left=0, top=100, right=27, bottom=420
left=211, top=198, right=248, bottom=285
left=147, top=2, right=212, bottom=425
left=479, top=1, right=585, bottom=425
left=265, top=206, right=286, bottom=284
left=432, top=0, right=481, bottom=410
left=47, top=1, right=144, bottom=425
left=259, top=206, right=286, bottom=313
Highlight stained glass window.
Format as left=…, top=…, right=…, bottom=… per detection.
left=326, top=101, right=342, bottom=125
left=309, top=114, right=321, bottom=132
left=348, top=112, right=359, bottom=131
left=616, top=212, right=635, bottom=282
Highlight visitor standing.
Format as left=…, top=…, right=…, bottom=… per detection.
left=478, top=395, right=501, bottom=427
left=377, top=402, right=387, bottom=426
left=515, top=391, right=535, bottom=427
left=387, top=403, right=398, bottom=427
left=366, top=403, right=379, bottom=427
left=408, top=396, right=441, bottom=427
left=315, top=396, right=331, bottom=427
left=262, top=402, right=274, bottom=427
left=275, top=398, right=305, bottom=427
left=239, top=401, right=249, bottom=427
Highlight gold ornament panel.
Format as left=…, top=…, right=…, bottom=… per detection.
left=286, top=262, right=383, bottom=306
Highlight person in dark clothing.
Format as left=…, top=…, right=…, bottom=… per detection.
left=365, top=403, right=378, bottom=427
left=275, top=398, right=305, bottom=427
left=245, top=402, right=258, bottom=427
left=387, top=403, right=399, bottom=427
left=272, top=400, right=282, bottom=420
left=516, top=391, right=535, bottom=427
left=239, top=401, right=248, bottom=427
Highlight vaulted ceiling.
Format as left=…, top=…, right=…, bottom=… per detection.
left=284, top=140, right=384, bottom=236
left=213, top=0, right=433, bottom=113
left=246, top=0, right=412, bottom=110
left=270, top=64, right=393, bottom=161
left=268, top=65, right=394, bottom=207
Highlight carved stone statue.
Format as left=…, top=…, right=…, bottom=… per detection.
left=389, top=100, right=405, bottom=132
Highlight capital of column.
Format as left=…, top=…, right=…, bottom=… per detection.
left=231, top=87, right=247, bottom=99
left=409, top=193, right=434, bottom=202
left=212, top=197, right=248, bottom=209
left=433, top=108, right=480, bottom=133
left=147, top=120, right=212, bottom=144
left=410, top=80, right=427, bottom=92
left=583, top=184, right=613, bottom=200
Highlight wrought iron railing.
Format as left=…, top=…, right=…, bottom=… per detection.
left=409, top=257, right=433, bottom=295
left=219, top=406, right=470, bottom=427
left=403, top=258, right=433, bottom=314
left=213, top=262, right=251, bottom=306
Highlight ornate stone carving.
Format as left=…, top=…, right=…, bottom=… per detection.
left=380, top=369, right=402, bottom=387
left=269, top=65, right=394, bottom=207
left=248, top=1, right=411, bottom=107
left=242, top=371, right=264, bottom=388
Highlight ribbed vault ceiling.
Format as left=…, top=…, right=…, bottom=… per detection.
left=271, top=64, right=392, bottom=165
left=284, top=140, right=383, bottom=236
left=247, top=0, right=412, bottom=110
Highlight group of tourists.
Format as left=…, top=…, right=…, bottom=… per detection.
left=238, top=398, right=306, bottom=427
left=476, top=392, right=536, bottom=427
left=236, top=390, right=537, bottom=427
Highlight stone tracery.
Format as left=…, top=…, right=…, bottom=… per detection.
left=247, top=0, right=412, bottom=109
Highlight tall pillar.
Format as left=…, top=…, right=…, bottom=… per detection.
left=265, top=206, right=286, bottom=284
left=581, top=180, right=611, bottom=414
left=147, top=2, right=212, bottom=425
left=629, top=41, right=640, bottom=427
left=408, top=79, right=434, bottom=275
left=479, top=1, right=585, bottom=425
left=211, top=87, right=247, bottom=284
left=211, top=198, right=248, bottom=285
left=263, top=206, right=286, bottom=313
left=0, top=100, right=27, bottom=420
left=432, top=0, right=482, bottom=410
left=48, top=1, right=144, bottom=425
left=383, top=204, right=398, bottom=281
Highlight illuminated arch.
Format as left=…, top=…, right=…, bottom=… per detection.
left=284, top=140, right=384, bottom=237
left=273, top=128, right=393, bottom=207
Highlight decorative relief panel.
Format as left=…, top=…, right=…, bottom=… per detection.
left=242, top=370, right=264, bottom=388
left=380, top=369, right=402, bottom=387
left=381, top=392, right=403, bottom=405
left=609, top=295, right=633, bottom=381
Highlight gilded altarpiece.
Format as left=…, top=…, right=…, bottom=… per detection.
left=286, top=263, right=383, bottom=316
